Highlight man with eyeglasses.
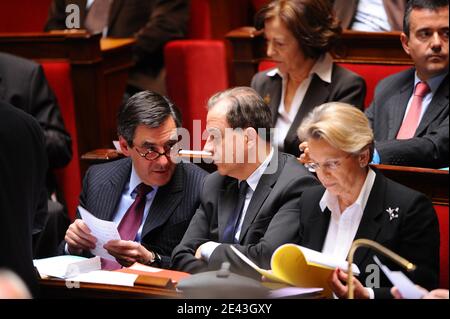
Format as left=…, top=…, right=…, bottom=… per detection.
left=60, top=91, right=208, bottom=269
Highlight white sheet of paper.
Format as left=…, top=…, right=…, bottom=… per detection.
left=67, top=270, right=138, bottom=287
left=34, top=255, right=89, bottom=278
left=373, top=256, right=425, bottom=299
left=128, top=263, right=163, bottom=273
left=78, top=206, right=121, bottom=261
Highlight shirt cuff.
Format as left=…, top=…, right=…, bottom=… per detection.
left=367, top=287, right=375, bottom=299
left=371, top=148, right=381, bottom=164
left=64, top=243, right=71, bottom=255
left=200, top=241, right=221, bottom=261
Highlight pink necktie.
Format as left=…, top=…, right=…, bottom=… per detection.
left=102, top=183, right=153, bottom=270
left=396, top=82, right=430, bottom=140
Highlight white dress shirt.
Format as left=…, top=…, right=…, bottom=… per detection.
left=320, top=168, right=376, bottom=298
left=267, top=54, right=333, bottom=150
left=200, top=148, right=275, bottom=260
left=352, top=0, right=391, bottom=32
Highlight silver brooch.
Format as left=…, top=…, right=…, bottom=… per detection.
left=386, top=207, right=399, bottom=221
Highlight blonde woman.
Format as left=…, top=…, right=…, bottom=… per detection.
left=295, top=102, right=439, bottom=299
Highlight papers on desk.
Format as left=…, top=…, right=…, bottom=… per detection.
left=78, top=206, right=121, bottom=261
left=68, top=270, right=138, bottom=287
left=373, top=256, right=425, bottom=299
left=34, top=255, right=138, bottom=287
left=34, top=255, right=101, bottom=279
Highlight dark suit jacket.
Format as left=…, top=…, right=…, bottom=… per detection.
left=251, top=64, right=366, bottom=157
left=366, top=68, right=449, bottom=168
left=171, top=152, right=319, bottom=275
left=0, top=52, right=71, bottom=236
left=61, top=158, right=207, bottom=268
left=45, top=0, right=189, bottom=76
left=333, top=0, right=406, bottom=31
left=297, top=171, right=439, bottom=299
left=0, top=53, right=72, bottom=173
left=0, top=102, right=48, bottom=296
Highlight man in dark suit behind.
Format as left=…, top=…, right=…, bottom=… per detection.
left=365, top=0, right=449, bottom=168
left=45, top=0, right=189, bottom=95
left=0, top=102, right=48, bottom=297
left=171, top=87, right=318, bottom=276
left=0, top=52, right=72, bottom=258
left=61, top=91, right=207, bottom=269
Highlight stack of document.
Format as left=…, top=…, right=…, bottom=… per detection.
left=33, top=255, right=139, bottom=287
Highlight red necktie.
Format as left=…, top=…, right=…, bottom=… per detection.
left=396, top=82, right=430, bottom=140
left=102, top=183, right=153, bottom=270
left=84, top=0, right=112, bottom=34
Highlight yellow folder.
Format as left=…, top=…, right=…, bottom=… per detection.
left=231, top=244, right=360, bottom=298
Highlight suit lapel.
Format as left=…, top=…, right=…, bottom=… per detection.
left=238, top=152, right=286, bottom=242
left=415, top=75, right=449, bottom=136
left=96, top=159, right=131, bottom=221
left=218, top=178, right=239, bottom=242
left=141, top=163, right=184, bottom=238
left=352, top=173, right=385, bottom=266
left=284, top=75, right=331, bottom=145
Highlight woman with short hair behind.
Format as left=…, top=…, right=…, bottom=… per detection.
left=251, top=0, right=366, bottom=157
left=295, top=102, right=439, bottom=299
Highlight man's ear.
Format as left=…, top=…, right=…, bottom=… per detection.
left=400, top=32, right=411, bottom=56
left=119, top=136, right=131, bottom=157
left=244, top=127, right=258, bottom=148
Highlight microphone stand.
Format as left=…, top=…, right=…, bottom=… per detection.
left=347, top=239, right=416, bottom=299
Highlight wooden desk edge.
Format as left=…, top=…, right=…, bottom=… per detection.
left=40, top=277, right=180, bottom=298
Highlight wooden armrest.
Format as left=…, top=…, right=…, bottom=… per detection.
left=81, top=148, right=124, bottom=162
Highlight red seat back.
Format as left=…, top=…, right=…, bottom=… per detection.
left=0, top=0, right=52, bottom=32
left=188, top=0, right=212, bottom=39
left=41, top=62, right=81, bottom=221
left=435, top=205, right=449, bottom=289
left=165, top=40, right=229, bottom=148
left=336, top=63, right=411, bottom=108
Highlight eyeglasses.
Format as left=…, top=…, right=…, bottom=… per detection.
left=134, top=141, right=178, bottom=161
left=304, top=154, right=352, bottom=172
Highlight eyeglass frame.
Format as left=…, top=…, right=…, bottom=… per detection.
left=134, top=140, right=179, bottom=161
left=304, top=153, right=353, bottom=172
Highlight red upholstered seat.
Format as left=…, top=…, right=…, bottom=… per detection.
left=41, top=62, right=81, bottom=221
left=435, top=205, right=449, bottom=289
left=336, top=63, right=411, bottom=108
left=0, top=0, right=52, bottom=32
left=165, top=0, right=230, bottom=148
left=165, top=40, right=228, bottom=148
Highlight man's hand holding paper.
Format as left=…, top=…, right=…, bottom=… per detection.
left=77, top=206, right=121, bottom=261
